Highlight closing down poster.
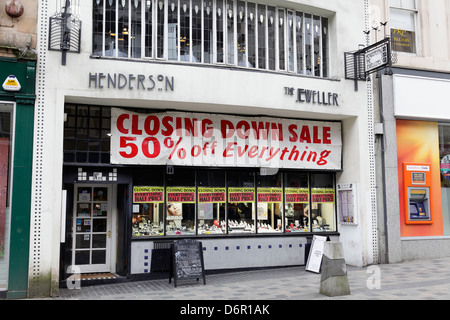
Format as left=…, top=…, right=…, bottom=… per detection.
left=110, top=108, right=342, bottom=170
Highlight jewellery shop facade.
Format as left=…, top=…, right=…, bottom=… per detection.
left=41, top=0, right=373, bottom=286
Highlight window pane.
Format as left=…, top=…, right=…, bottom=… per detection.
left=180, top=0, right=191, bottom=61
left=310, top=173, right=336, bottom=232
left=145, top=0, right=153, bottom=57
left=237, top=1, right=246, bottom=66
left=305, top=13, right=312, bottom=75
left=168, top=0, right=178, bottom=61
left=296, top=12, right=304, bottom=74
left=322, top=17, right=329, bottom=78
left=192, top=0, right=202, bottom=62
left=216, top=0, right=225, bottom=63
left=313, top=16, right=321, bottom=77
left=118, top=0, right=129, bottom=57
left=227, top=171, right=255, bottom=233
left=287, top=10, right=294, bottom=72
left=93, top=0, right=103, bottom=55
left=166, top=168, right=196, bottom=235
left=247, top=2, right=256, bottom=68
left=130, top=0, right=142, bottom=58
left=204, top=1, right=213, bottom=63
left=278, top=9, right=285, bottom=70
left=105, top=0, right=116, bottom=57
left=439, top=124, right=450, bottom=236
left=267, top=6, right=276, bottom=70
left=226, top=0, right=235, bottom=64
left=257, top=4, right=266, bottom=69
left=284, top=173, right=309, bottom=232
left=157, top=0, right=165, bottom=58
left=197, top=170, right=226, bottom=234
left=390, top=8, right=416, bottom=53
left=132, top=169, right=165, bottom=237
left=257, top=173, right=283, bottom=233
left=390, top=8, right=415, bottom=30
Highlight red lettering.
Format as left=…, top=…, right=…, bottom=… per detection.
left=251, top=121, right=270, bottom=140
left=221, top=120, right=234, bottom=138
left=161, top=116, right=173, bottom=136
left=288, top=124, right=298, bottom=142
left=144, top=116, right=160, bottom=135
left=323, top=127, right=331, bottom=144
left=131, top=114, right=142, bottom=135
left=238, top=145, right=249, bottom=157
left=223, top=142, right=235, bottom=157
left=236, top=121, right=250, bottom=139
left=202, top=119, right=213, bottom=138
left=119, top=136, right=138, bottom=158
left=142, top=137, right=160, bottom=158
left=117, top=114, right=129, bottom=134
left=176, top=117, right=183, bottom=136
left=248, top=145, right=258, bottom=158
left=184, top=118, right=198, bottom=137
left=313, top=126, right=321, bottom=144
left=300, top=126, right=311, bottom=143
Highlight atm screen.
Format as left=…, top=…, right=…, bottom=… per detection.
left=409, top=201, right=427, bottom=219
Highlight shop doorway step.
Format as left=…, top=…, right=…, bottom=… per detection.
left=63, top=273, right=127, bottom=288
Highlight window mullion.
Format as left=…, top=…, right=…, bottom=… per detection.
left=254, top=3, right=258, bottom=68
left=128, top=0, right=132, bottom=58
left=102, top=0, right=106, bottom=56
left=233, top=0, right=237, bottom=66
left=141, top=0, right=145, bottom=58
left=292, top=11, right=297, bottom=73
left=189, top=0, right=193, bottom=62
left=274, top=8, right=279, bottom=70
left=212, top=0, right=216, bottom=63
left=115, top=0, right=119, bottom=57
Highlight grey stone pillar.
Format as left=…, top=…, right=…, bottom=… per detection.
left=319, top=242, right=351, bottom=297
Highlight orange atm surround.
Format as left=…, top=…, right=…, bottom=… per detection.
left=403, top=163, right=433, bottom=225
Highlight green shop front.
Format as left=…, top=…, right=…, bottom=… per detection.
left=0, top=57, right=36, bottom=299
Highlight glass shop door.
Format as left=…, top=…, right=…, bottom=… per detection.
left=72, top=185, right=115, bottom=273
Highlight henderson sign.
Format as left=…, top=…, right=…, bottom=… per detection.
left=110, top=108, right=342, bottom=170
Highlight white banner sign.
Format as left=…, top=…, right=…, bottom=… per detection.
left=110, top=108, right=342, bottom=170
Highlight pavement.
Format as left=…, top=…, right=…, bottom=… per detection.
left=35, top=257, right=450, bottom=302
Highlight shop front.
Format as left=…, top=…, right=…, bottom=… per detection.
left=60, top=106, right=343, bottom=279
left=32, top=0, right=375, bottom=295
left=379, top=69, right=450, bottom=263
left=0, top=57, right=36, bottom=299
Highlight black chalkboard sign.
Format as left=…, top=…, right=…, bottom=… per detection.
left=169, top=239, right=206, bottom=287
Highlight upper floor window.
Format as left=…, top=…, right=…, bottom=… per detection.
left=92, top=0, right=329, bottom=77
left=389, top=0, right=418, bottom=54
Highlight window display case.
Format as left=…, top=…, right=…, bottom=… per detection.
left=284, top=172, right=310, bottom=232
left=130, top=168, right=337, bottom=237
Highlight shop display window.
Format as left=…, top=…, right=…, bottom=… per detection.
left=197, top=170, right=226, bottom=234
left=131, top=168, right=336, bottom=237
left=284, top=173, right=310, bottom=232
left=166, top=168, right=196, bottom=235
left=257, top=173, right=283, bottom=233
left=310, top=173, right=336, bottom=232
left=438, top=124, right=450, bottom=235
left=132, top=169, right=164, bottom=236
left=227, top=171, right=256, bottom=233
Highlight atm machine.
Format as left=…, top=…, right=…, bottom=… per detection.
left=403, top=163, right=433, bottom=225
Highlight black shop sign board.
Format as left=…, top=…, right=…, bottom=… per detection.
left=169, top=239, right=206, bottom=287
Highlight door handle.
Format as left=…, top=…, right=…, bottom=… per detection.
left=108, top=230, right=111, bottom=238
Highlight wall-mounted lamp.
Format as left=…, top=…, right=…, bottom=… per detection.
left=48, top=0, right=82, bottom=65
